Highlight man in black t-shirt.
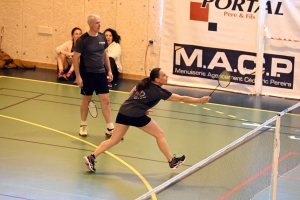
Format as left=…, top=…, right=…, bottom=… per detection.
left=73, top=14, right=115, bottom=138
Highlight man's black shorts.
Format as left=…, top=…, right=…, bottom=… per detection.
left=80, top=71, right=109, bottom=95
left=116, top=113, right=151, bottom=127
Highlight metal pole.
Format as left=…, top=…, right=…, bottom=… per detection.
left=254, top=0, right=267, bottom=95
left=272, top=115, right=281, bottom=200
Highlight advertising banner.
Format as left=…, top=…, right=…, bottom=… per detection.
left=160, top=0, right=299, bottom=98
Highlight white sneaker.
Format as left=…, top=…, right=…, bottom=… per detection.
left=79, top=125, right=88, bottom=136
left=105, top=128, right=113, bottom=138
left=105, top=128, right=124, bottom=140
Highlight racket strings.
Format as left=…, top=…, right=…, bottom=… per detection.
left=209, top=70, right=231, bottom=96
left=88, top=101, right=98, bottom=118
left=81, top=87, right=98, bottom=118
left=218, top=71, right=231, bottom=88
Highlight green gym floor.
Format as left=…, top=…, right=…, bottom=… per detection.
left=0, top=68, right=299, bottom=200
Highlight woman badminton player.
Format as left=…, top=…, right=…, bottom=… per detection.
left=83, top=68, right=211, bottom=171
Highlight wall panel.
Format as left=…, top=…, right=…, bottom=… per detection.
left=0, top=0, right=163, bottom=77
left=53, top=0, right=85, bottom=63
left=0, top=0, right=23, bottom=59
left=116, top=0, right=149, bottom=75
left=22, top=0, right=54, bottom=63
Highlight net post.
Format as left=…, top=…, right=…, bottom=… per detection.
left=272, top=115, right=281, bottom=200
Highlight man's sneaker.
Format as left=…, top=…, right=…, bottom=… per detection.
left=105, top=128, right=114, bottom=138
left=57, top=71, right=64, bottom=79
left=105, top=128, right=124, bottom=140
left=79, top=125, right=88, bottom=136
left=169, top=155, right=186, bottom=170
left=83, top=154, right=96, bottom=172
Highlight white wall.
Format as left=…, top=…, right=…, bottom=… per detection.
left=0, top=0, right=163, bottom=76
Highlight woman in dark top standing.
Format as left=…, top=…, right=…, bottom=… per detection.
left=84, top=68, right=211, bottom=171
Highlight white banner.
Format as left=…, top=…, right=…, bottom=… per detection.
left=262, top=1, right=300, bottom=98
left=160, top=0, right=300, bottom=98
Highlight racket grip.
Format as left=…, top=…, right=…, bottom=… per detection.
left=209, top=83, right=220, bottom=97
left=209, top=85, right=219, bottom=96
left=209, top=88, right=216, bottom=96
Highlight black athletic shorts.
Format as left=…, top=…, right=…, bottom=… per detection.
left=116, top=113, right=151, bottom=127
left=80, top=70, right=109, bottom=95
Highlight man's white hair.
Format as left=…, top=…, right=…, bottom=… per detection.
left=87, top=14, right=100, bottom=25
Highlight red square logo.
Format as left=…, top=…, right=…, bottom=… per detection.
left=190, top=2, right=209, bottom=22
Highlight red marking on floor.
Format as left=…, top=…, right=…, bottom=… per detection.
left=219, top=152, right=299, bottom=200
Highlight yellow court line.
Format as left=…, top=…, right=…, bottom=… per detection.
left=228, top=115, right=236, bottom=118
left=1, top=76, right=129, bottom=94
left=2, top=76, right=79, bottom=87
left=207, top=102, right=300, bottom=117
left=0, top=114, right=157, bottom=200
left=2, top=76, right=300, bottom=117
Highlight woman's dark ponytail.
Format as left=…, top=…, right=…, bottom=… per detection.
left=136, top=68, right=161, bottom=91
left=136, top=77, right=150, bottom=91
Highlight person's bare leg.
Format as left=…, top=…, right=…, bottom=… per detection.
left=81, top=95, right=92, bottom=121
left=93, top=123, right=129, bottom=157
left=68, top=64, right=74, bottom=73
left=139, top=119, right=173, bottom=162
left=57, top=54, right=68, bottom=71
left=98, top=93, right=113, bottom=123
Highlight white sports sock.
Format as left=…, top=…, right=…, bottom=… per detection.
left=81, top=121, right=87, bottom=126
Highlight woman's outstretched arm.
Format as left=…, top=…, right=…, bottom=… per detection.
left=167, top=94, right=210, bottom=104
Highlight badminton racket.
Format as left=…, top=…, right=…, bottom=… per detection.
left=81, top=87, right=98, bottom=118
left=209, top=70, right=231, bottom=96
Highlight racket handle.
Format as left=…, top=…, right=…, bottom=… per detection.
left=209, top=84, right=219, bottom=96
